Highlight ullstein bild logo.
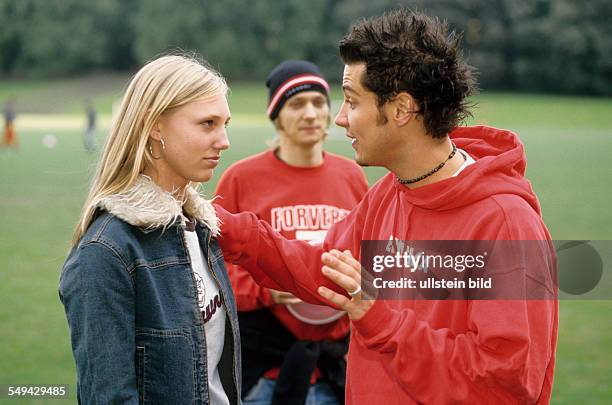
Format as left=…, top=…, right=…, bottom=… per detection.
left=359, top=240, right=610, bottom=301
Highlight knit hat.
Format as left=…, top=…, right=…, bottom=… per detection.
left=266, top=60, right=330, bottom=121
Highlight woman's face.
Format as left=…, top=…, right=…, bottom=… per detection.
left=150, top=93, right=231, bottom=189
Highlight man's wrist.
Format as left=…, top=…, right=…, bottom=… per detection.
left=348, top=299, right=376, bottom=321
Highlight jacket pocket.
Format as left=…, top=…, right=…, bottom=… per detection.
left=135, top=328, right=196, bottom=404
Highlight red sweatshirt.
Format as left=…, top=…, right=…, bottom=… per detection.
left=216, top=126, right=558, bottom=404
left=215, top=149, right=368, bottom=340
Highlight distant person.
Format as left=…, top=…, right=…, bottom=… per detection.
left=216, top=60, right=368, bottom=404
left=215, top=9, right=558, bottom=404
left=83, top=99, right=96, bottom=152
left=59, top=55, right=241, bottom=404
left=3, top=97, right=18, bottom=149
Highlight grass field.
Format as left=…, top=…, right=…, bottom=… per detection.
left=1, top=81, right=611, bottom=403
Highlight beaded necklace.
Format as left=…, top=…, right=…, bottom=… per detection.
left=397, top=142, right=457, bottom=185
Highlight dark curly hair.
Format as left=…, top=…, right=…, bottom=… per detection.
left=339, top=9, right=477, bottom=138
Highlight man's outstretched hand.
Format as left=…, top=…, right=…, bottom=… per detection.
left=318, top=249, right=376, bottom=321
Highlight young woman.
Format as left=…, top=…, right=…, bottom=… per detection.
left=59, top=54, right=240, bottom=404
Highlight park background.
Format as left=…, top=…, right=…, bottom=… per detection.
left=1, top=0, right=611, bottom=403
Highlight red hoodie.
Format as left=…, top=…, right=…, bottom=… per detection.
left=216, top=126, right=558, bottom=404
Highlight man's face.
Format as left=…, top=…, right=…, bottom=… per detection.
left=335, top=63, right=392, bottom=167
left=276, top=91, right=329, bottom=148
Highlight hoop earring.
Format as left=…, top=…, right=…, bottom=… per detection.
left=148, top=137, right=165, bottom=160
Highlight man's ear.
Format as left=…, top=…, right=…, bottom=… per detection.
left=391, top=93, right=419, bottom=127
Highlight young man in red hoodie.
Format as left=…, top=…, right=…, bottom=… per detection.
left=216, top=60, right=368, bottom=404
left=216, top=9, right=558, bottom=404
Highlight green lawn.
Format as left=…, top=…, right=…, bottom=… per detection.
left=0, top=86, right=611, bottom=403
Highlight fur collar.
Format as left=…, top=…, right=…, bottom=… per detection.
left=96, top=175, right=220, bottom=236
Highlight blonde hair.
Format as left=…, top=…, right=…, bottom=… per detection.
left=71, top=53, right=228, bottom=246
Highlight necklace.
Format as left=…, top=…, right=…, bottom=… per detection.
left=397, top=142, right=457, bottom=185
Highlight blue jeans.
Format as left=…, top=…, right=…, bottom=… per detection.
left=243, top=377, right=339, bottom=405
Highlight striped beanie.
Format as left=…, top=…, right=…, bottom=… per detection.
left=266, top=60, right=330, bottom=121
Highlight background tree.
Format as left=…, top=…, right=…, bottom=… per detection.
left=1, top=0, right=611, bottom=95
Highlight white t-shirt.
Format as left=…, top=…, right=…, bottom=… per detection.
left=452, top=148, right=476, bottom=177
left=182, top=217, right=230, bottom=405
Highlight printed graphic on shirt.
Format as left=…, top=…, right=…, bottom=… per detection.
left=193, top=272, right=223, bottom=323
left=386, top=235, right=403, bottom=253
left=193, top=273, right=222, bottom=323
left=203, top=294, right=223, bottom=323
left=270, top=204, right=350, bottom=233
left=194, top=271, right=206, bottom=308
left=295, top=230, right=327, bottom=245
left=385, top=235, right=428, bottom=273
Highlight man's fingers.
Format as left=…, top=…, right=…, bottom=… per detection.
left=281, top=297, right=302, bottom=305
left=276, top=292, right=302, bottom=304
left=340, top=249, right=362, bottom=270
left=337, top=249, right=375, bottom=294
left=320, top=250, right=377, bottom=320
left=330, top=249, right=362, bottom=275
left=322, top=265, right=360, bottom=295
left=321, top=251, right=360, bottom=280
left=318, top=286, right=351, bottom=309
left=270, top=289, right=302, bottom=304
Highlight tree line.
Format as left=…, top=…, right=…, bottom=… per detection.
left=1, top=0, right=610, bottom=96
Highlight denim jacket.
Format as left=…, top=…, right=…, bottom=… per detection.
left=59, top=176, right=241, bottom=404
